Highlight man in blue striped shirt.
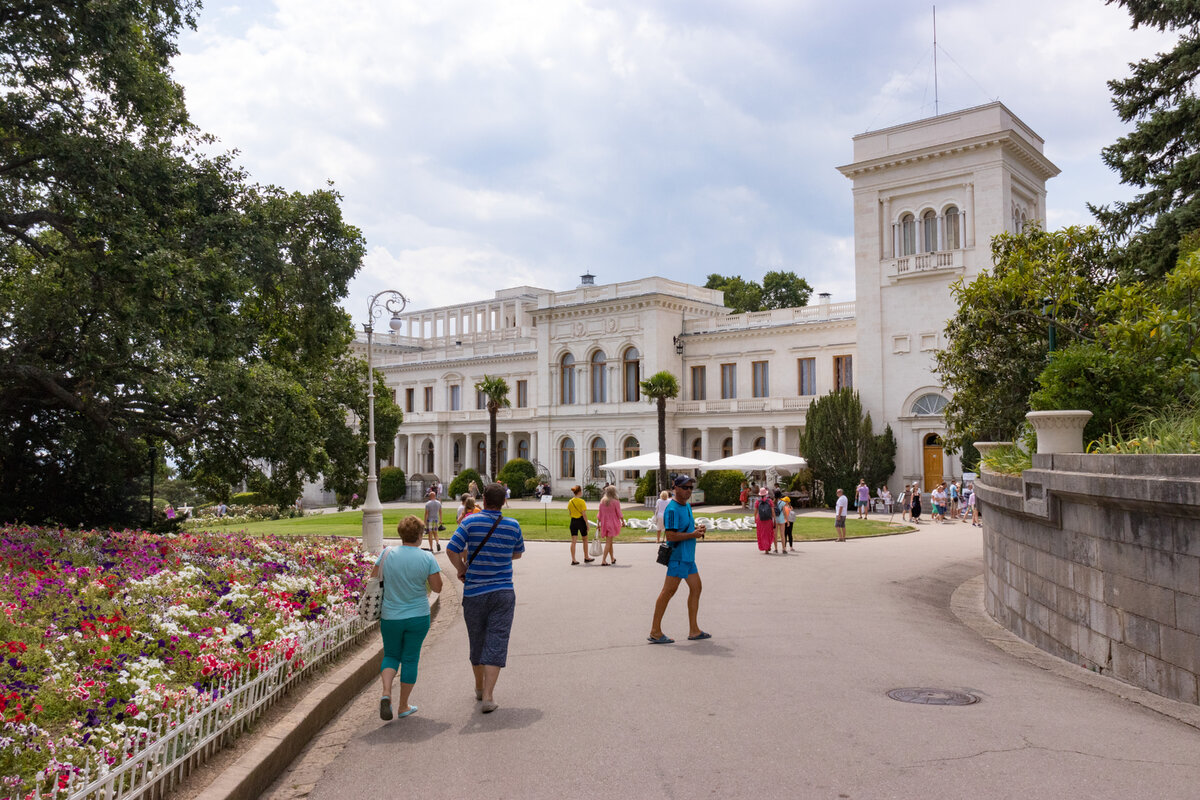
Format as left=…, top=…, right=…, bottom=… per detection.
left=446, top=482, right=525, bottom=713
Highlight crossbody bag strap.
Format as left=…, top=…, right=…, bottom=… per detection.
left=467, top=515, right=504, bottom=568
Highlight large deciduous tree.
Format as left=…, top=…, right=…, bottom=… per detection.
left=1091, top=0, right=1200, bottom=279
left=934, top=226, right=1110, bottom=454
left=0, top=0, right=381, bottom=526
left=705, top=270, right=812, bottom=313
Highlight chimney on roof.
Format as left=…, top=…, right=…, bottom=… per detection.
left=818, top=292, right=831, bottom=305
left=579, top=272, right=595, bottom=287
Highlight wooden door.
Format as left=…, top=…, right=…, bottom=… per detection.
left=923, top=435, right=943, bottom=492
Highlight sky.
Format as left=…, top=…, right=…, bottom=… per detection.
left=171, top=0, right=1176, bottom=320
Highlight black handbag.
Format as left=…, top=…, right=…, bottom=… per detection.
left=656, top=541, right=673, bottom=566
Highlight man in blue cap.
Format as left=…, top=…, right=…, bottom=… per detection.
left=647, top=474, right=710, bottom=644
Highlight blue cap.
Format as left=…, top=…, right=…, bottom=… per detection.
left=672, top=475, right=696, bottom=488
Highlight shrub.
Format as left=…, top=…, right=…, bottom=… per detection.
left=981, top=444, right=1032, bottom=476
left=582, top=482, right=600, bottom=500
left=231, top=491, right=267, bottom=506
left=378, top=467, right=406, bottom=502
left=496, top=459, right=536, bottom=498
left=634, top=470, right=658, bottom=503
left=697, top=470, right=743, bottom=505
left=1089, top=400, right=1200, bottom=454
left=448, top=468, right=482, bottom=499
left=786, top=468, right=814, bottom=492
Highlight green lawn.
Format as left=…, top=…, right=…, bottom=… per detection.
left=191, top=508, right=909, bottom=542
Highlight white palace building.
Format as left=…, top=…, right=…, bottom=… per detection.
left=352, top=102, right=1059, bottom=501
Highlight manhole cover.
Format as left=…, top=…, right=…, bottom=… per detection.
left=887, top=688, right=979, bottom=706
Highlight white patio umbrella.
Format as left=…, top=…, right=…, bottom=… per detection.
left=700, top=449, right=807, bottom=471
left=599, top=451, right=705, bottom=470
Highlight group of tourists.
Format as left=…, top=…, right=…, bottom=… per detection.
left=369, top=476, right=717, bottom=720
left=751, top=487, right=796, bottom=554
left=896, top=480, right=979, bottom=526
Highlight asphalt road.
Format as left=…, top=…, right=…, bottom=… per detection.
left=270, top=523, right=1200, bottom=800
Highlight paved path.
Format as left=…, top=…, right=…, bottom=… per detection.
left=266, top=523, right=1200, bottom=799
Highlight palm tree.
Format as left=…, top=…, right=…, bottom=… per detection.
left=640, top=370, right=680, bottom=494
left=475, top=375, right=511, bottom=479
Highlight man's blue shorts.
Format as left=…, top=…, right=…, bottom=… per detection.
left=666, top=560, right=698, bottom=579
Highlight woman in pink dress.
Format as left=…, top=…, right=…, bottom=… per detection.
left=754, top=487, right=775, bottom=554
left=597, top=485, right=624, bottom=565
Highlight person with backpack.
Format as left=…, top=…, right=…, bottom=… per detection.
left=754, top=487, right=775, bottom=554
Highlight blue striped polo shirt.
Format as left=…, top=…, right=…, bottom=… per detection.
left=447, top=510, right=525, bottom=598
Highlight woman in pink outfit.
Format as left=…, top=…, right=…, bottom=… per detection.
left=597, top=485, right=624, bottom=565
left=754, top=487, right=775, bottom=554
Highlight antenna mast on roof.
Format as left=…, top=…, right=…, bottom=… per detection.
left=933, top=6, right=939, bottom=116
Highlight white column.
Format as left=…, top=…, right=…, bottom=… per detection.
left=766, top=427, right=776, bottom=451
left=700, top=428, right=710, bottom=462
left=965, top=183, right=976, bottom=248
left=730, top=427, right=741, bottom=455
left=507, top=432, right=516, bottom=467
left=777, top=426, right=788, bottom=453
left=393, top=434, right=401, bottom=467
left=882, top=196, right=893, bottom=258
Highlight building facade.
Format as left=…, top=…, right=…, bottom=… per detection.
left=347, top=102, right=1058, bottom=502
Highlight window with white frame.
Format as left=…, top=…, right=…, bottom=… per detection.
left=591, top=351, right=607, bottom=403
left=623, top=347, right=640, bottom=401
left=922, top=209, right=938, bottom=253
left=752, top=361, right=769, bottom=398
left=449, top=385, right=461, bottom=411
left=911, top=394, right=948, bottom=416
left=560, top=353, right=576, bottom=405
left=944, top=206, right=961, bottom=249
left=797, top=357, right=816, bottom=395
left=900, top=213, right=916, bottom=256
left=721, top=363, right=737, bottom=399
left=561, top=437, right=576, bottom=478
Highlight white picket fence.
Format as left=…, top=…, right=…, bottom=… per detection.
left=15, top=611, right=375, bottom=800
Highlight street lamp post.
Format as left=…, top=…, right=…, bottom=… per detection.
left=362, top=290, right=408, bottom=554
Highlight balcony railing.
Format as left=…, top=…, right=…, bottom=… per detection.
left=886, top=247, right=964, bottom=279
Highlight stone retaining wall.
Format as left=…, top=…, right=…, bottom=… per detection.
left=976, top=454, right=1200, bottom=705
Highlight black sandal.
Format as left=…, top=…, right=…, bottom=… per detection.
left=571, top=561, right=580, bottom=565
left=584, top=558, right=595, bottom=563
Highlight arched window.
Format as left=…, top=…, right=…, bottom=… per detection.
left=753, top=436, right=766, bottom=450
left=560, top=353, right=576, bottom=405
left=497, top=439, right=508, bottom=469
left=517, top=439, right=529, bottom=461
left=623, top=436, right=639, bottom=479
left=560, top=437, right=576, bottom=478
left=900, top=213, right=916, bottom=256
left=922, top=209, right=938, bottom=253
left=422, top=440, right=434, bottom=473
left=722, top=437, right=733, bottom=458
left=453, top=440, right=461, bottom=464
left=590, top=437, right=607, bottom=477
left=692, top=437, right=702, bottom=460
left=591, top=351, right=607, bottom=403
left=925, top=433, right=943, bottom=447
left=623, top=347, right=641, bottom=402
left=911, top=394, right=948, bottom=416
left=476, top=440, right=487, bottom=473
left=944, top=206, right=960, bottom=249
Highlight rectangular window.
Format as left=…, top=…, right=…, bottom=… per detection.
left=516, top=379, right=528, bottom=408
left=476, top=389, right=487, bottom=410
left=834, top=355, right=853, bottom=390
left=797, top=358, right=816, bottom=396
left=752, top=361, right=769, bottom=398
left=690, top=366, right=706, bottom=401
left=423, top=386, right=433, bottom=411
left=405, top=388, right=415, bottom=413
left=449, top=385, right=461, bottom=411
left=721, top=363, right=737, bottom=400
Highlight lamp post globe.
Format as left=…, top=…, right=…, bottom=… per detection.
left=362, top=290, right=408, bottom=554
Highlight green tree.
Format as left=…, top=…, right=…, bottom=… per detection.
left=1031, top=238, right=1200, bottom=439
left=705, top=271, right=813, bottom=313
left=934, top=226, right=1111, bottom=453
left=761, top=270, right=813, bottom=309
left=475, top=375, right=511, bottom=479
left=1091, top=0, right=1200, bottom=279
left=639, top=371, right=680, bottom=494
left=705, top=274, right=763, bottom=313
left=0, top=1, right=373, bottom=526
left=798, top=389, right=896, bottom=506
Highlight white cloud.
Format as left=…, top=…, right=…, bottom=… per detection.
left=172, top=0, right=1178, bottom=319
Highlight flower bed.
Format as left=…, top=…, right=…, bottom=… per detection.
left=0, top=526, right=373, bottom=798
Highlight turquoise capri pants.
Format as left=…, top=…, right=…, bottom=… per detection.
left=380, top=615, right=432, bottom=684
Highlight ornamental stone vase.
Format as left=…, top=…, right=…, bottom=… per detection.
left=1025, top=410, right=1093, bottom=455
left=972, top=442, right=1009, bottom=473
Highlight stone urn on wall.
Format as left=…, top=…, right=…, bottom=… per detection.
left=1024, top=410, right=1094, bottom=455
left=972, top=441, right=1008, bottom=472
